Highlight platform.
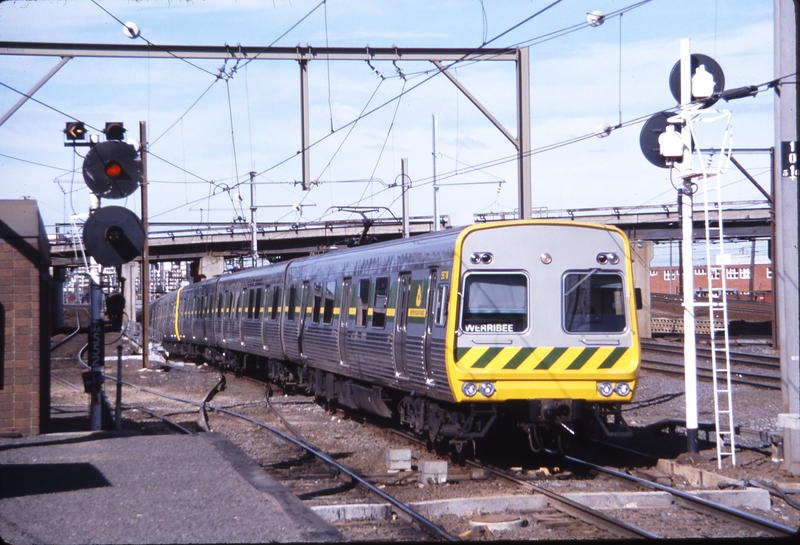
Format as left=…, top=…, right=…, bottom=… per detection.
left=0, top=431, right=342, bottom=544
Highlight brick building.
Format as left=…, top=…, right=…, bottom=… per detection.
left=0, top=200, right=51, bottom=436
left=650, top=263, right=773, bottom=301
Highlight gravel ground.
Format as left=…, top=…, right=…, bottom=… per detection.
left=44, top=333, right=800, bottom=541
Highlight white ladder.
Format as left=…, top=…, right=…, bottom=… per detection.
left=691, top=112, right=736, bottom=468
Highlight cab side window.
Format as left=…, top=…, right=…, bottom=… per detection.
left=372, top=277, right=389, bottom=329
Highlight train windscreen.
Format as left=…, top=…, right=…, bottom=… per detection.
left=563, top=271, right=626, bottom=333
left=461, top=273, right=528, bottom=333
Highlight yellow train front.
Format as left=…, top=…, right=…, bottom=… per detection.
left=440, top=221, right=641, bottom=451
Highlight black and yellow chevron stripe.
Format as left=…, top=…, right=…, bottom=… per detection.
left=455, top=346, right=631, bottom=372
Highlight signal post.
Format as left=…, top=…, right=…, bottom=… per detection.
left=65, top=121, right=145, bottom=430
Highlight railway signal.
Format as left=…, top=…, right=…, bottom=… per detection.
left=64, top=121, right=86, bottom=141
left=74, top=120, right=147, bottom=430
left=82, top=140, right=142, bottom=199
left=83, top=205, right=145, bottom=267
left=639, top=41, right=737, bottom=460
left=104, top=121, right=126, bottom=141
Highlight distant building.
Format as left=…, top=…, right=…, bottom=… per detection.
left=649, top=263, right=772, bottom=302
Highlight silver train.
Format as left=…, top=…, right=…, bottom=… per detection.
left=150, top=220, right=642, bottom=451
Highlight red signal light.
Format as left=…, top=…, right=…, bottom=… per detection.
left=104, top=161, right=123, bottom=179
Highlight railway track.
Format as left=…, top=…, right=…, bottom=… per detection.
left=651, top=293, right=773, bottom=321
left=63, top=346, right=459, bottom=541
left=641, top=339, right=781, bottom=389
left=50, top=342, right=799, bottom=541
left=563, top=455, right=795, bottom=538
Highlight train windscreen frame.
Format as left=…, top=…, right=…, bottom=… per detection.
left=563, top=270, right=626, bottom=333
left=460, top=272, right=528, bottom=333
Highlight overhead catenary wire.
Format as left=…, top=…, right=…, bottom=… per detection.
left=3, top=0, right=780, bottom=228
left=89, top=0, right=219, bottom=78
left=0, top=0, right=661, bottom=224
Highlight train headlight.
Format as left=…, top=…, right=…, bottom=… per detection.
left=462, top=382, right=478, bottom=397
left=479, top=382, right=495, bottom=397
left=469, top=252, right=493, bottom=264
left=614, top=382, right=631, bottom=396
left=596, top=252, right=620, bottom=265
left=598, top=382, right=614, bottom=397
left=540, top=253, right=552, bottom=265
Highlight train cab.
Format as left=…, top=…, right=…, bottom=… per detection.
left=445, top=221, right=641, bottom=437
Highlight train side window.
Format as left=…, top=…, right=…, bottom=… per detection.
left=271, top=286, right=281, bottom=320
left=372, top=276, right=389, bottom=329
left=247, top=289, right=255, bottom=319
left=233, top=289, right=242, bottom=318
left=462, top=273, right=528, bottom=333
left=254, top=288, right=264, bottom=319
left=287, top=285, right=297, bottom=321
left=323, top=280, right=336, bottom=324
left=300, top=282, right=310, bottom=321
left=216, top=293, right=222, bottom=317
left=563, top=271, right=626, bottom=333
left=312, top=283, right=322, bottom=323
left=356, top=279, right=370, bottom=327
left=434, top=284, right=449, bottom=326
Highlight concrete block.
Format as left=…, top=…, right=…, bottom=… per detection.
left=657, top=459, right=744, bottom=488
left=384, top=448, right=411, bottom=471
left=689, top=489, right=772, bottom=511
left=564, top=491, right=674, bottom=510
left=411, top=495, right=549, bottom=518
left=418, top=459, right=447, bottom=484
left=311, top=503, right=392, bottom=522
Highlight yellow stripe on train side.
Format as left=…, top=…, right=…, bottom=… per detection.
left=173, top=286, right=184, bottom=342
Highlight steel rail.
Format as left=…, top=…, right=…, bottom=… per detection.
left=466, top=461, right=659, bottom=539
left=50, top=313, right=83, bottom=352
left=51, top=369, right=194, bottom=435
left=564, top=455, right=797, bottom=537
left=641, top=359, right=780, bottom=390
left=642, top=340, right=779, bottom=368
left=641, top=357, right=779, bottom=383
left=199, top=375, right=227, bottom=432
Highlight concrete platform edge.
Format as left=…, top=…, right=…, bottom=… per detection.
left=201, top=433, right=343, bottom=542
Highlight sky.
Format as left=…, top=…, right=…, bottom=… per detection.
left=0, top=0, right=778, bottom=265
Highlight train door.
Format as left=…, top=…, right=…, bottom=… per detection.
left=392, top=272, right=411, bottom=379
left=339, top=278, right=351, bottom=366
left=298, top=281, right=309, bottom=359
left=423, top=268, right=438, bottom=383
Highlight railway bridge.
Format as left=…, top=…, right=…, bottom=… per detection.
left=49, top=201, right=772, bottom=267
